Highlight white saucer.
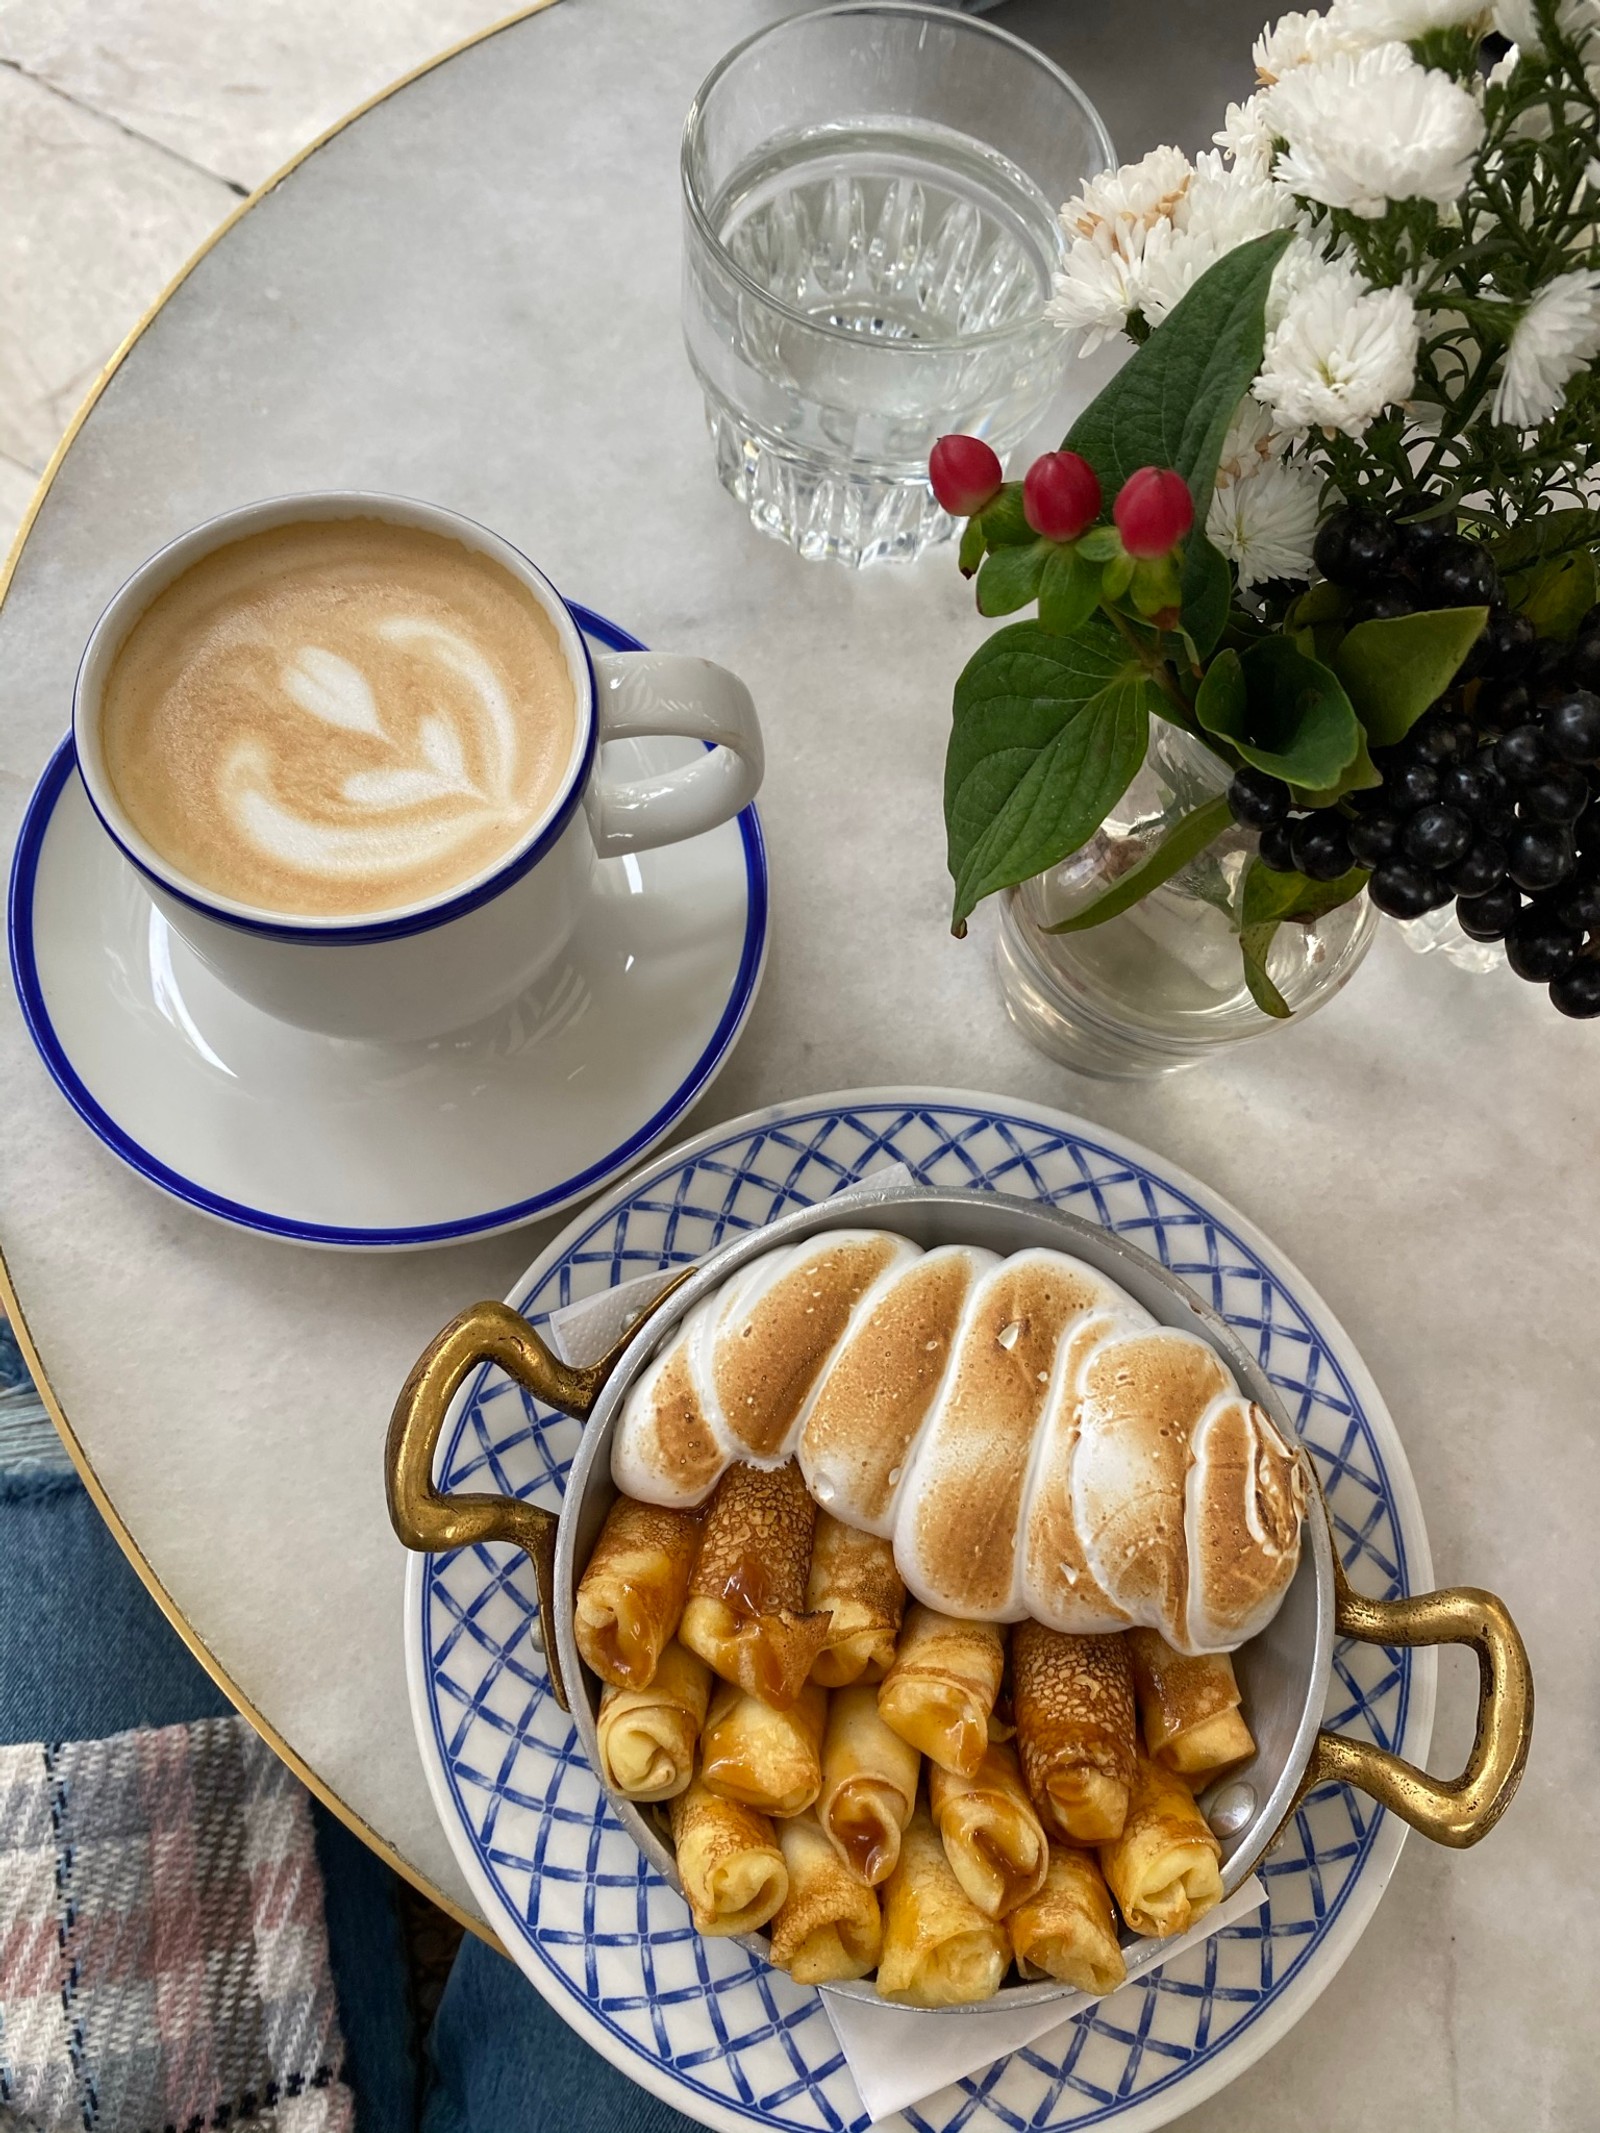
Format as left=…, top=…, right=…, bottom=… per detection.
left=8, top=608, right=769, bottom=1249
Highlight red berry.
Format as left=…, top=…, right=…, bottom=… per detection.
left=1113, top=467, right=1195, bottom=558
left=928, top=434, right=1004, bottom=517
left=1022, top=451, right=1102, bottom=542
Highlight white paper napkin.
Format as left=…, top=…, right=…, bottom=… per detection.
left=824, top=1875, right=1269, bottom=2125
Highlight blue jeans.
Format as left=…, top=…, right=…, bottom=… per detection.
left=0, top=1465, right=697, bottom=2133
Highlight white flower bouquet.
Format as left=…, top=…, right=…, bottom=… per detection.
left=935, top=0, right=1600, bottom=1021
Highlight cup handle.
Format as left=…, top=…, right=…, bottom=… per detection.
left=585, top=650, right=764, bottom=858
left=385, top=1279, right=691, bottom=1711
left=1290, top=1547, right=1533, bottom=1848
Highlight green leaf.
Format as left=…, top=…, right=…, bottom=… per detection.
left=1103, top=551, right=1135, bottom=600
left=1294, top=729, right=1383, bottom=807
left=945, top=616, right=1156, bottom=932
left=1194, top=646, right=1246, bottom=745
left=1044, top=795, right=1232, bottom=932
left=1285, top=581, right=1349, bottom=629
left=1220, top=608, right=1273, bottom=653
left=1242, top=858, right=1368, bottom=929
left=1076, top=527, right=1122, bottom=562
left=1064, top=229, right=1295, bottom=530
left=1130, top=551, right=1183, bottom=619
left=1512, top=549, right=1598, bottom=640
left=1038, top=547, right=1101, bottom=636
left=1240, top=926, right=1293, bottom=1018
left=1196, top=639, right=1361, bottom=787
left=1490, top=507, right=1600, bottom=574
left=1237, top=858, right=1368, bottom=1019
left=958, top=517, right=988, bottom=578
left=978, top=484, right=1033, bottom=548
left=1181, top=534, right=1234, bottom=658
left=1332, top=606, right=1488, bottom=745
left=977, top=541, right=1050, bottom=616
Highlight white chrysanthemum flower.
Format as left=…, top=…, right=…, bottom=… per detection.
left=1059, top=145, right=1193, bottom=240
left=1137, top=153, right=1303, bottom=323
left=1254, top=259, right=1420, bottom=434
left=1492, top=269, right=1600, bottom=427
left=1493, top=0, right=1600, bottom=48
left=1046, top=221, right=1149, bottom=351
left=1051, top=146, right=1209, bottom=350
left=1215, top=94, right=1279, bottom=170
left=1253, top=8, right=1367, bottom=82
left=1215, top=395, right=1294, bottom=484
left=1183, top=150, right=1303, bottom=244
left=1331, top=0, right=1490, bottom=35
left=1208, top=455, right=1325, bottom=589
left=1265, top=231, right=1342, bottom=331
left=1266, top=42, right=1484, bottom=216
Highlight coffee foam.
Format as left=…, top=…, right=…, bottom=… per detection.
left=98, top=517, right=578, bottom=917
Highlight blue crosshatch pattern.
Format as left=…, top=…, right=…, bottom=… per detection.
left=416, top=1101, right=1422, bottom=2133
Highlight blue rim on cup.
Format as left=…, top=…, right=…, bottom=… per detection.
left=69, top=492, right=603, bottom=949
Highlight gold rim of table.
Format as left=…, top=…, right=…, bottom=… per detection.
left=0, top=0, right=572, bottom=1941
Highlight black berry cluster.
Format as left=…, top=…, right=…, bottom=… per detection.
left=1226, top=502, right=1600, bottom=1020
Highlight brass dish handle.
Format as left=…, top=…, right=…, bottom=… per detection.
left=385, top=1283, right=688, bottom=1712
left=1292, top=1548, right=1533, bottom=1847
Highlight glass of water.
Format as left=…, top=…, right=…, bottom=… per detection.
left=681, top=1, right=1112, bottom=567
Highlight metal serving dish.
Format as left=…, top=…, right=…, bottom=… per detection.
left=387, top=1184, right=1531, bottom=2008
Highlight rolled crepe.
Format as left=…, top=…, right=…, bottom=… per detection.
left=877, top=1606, right=1005, bottom=1778
left=575, top=1496, right=701, bottom=1689
left=596, top=1640, right=711, bottom=1803
left=818, top=1683, right=920, bottom=1887
left=1013, top=1623, right=1136, bottom=1843
left=1128, top=1629, right=1256, bottom=1778
left=669, top=1779, right=788, bottom=1937
left=876, top=1805, right=1010, bottom=2006
left=1099, top=1754, right=1223, bottom=1938
left=807, top=1513, right=905, bottom=1687
left=679, top=1462, right=830, bottom=1709
left=1009, top=1845, right=1127, bottom=1993
left=700, top=1679, right=827, bottom=1818
left=768, top=1813, right=884, bottom=1984
left=927, top=1742, right=1049, bottom=1920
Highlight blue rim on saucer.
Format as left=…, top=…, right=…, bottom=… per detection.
left=7, top=607, right=769, bottom=1249
left=405, top=1090, right=1435, bottom=2133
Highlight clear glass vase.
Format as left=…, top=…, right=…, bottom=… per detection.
left=994, top=727, right=1377, bottom=1078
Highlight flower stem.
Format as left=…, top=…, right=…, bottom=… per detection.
left=1105, top=604, right=1201, bottom=733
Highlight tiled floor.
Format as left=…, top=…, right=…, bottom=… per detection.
left=0, top=1, right=1256, bottom=564
left=0, top=0, right=516, bottom=555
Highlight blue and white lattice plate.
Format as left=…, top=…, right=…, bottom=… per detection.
left=404, top=1089, right=1436, bottom=2133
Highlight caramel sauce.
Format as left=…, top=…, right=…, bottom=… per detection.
left=601, top=1635, right=648, bottom=1688
left=749, top=1640, right=789, bottom=1706
left=970, top=1826, right=1022, bottom=1906
left=713, top=1551, right=781, bottom=1618
left=610, top=1580, right=653, bottom=1681
left=832, top=1797, right=892, bottom=1883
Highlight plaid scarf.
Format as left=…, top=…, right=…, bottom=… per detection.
left=0, top=1715, right=353, bottom=2132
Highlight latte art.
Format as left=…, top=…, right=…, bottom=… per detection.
left=99, top=518, right=578, bottom=917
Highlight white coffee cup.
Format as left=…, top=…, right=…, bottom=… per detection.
left=71, top=493, right=764, bottom=1043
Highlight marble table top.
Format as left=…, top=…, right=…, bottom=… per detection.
left=0, top=2, right=1589, bottom=2125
